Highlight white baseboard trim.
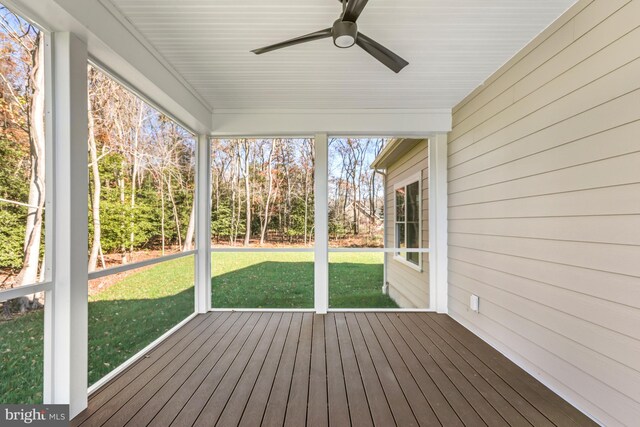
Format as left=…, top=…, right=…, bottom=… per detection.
left=449, top=312, right=605, bottom=427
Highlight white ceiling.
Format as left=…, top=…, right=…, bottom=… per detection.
left=107, top=0, right=576, bottom=111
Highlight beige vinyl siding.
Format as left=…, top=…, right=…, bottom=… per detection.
left=384, top=139, right=429, bottom=308
left=447, top=1, right=640, bottom=426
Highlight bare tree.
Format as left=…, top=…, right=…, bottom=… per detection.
left=88, top=82, right=102, bottom=272
left=241, top=140, right=251, bottom=246
left=183, top=200, right=196, bottom=251
left=259, top=138, right=277, bottom=244
left=13, top=30, right=45, bottom=310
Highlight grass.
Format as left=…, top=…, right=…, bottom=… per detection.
left=0, top=256, right=195, bottom=403
left=0, top=309, right=44, bottom=404
left=212, top=252, right=397, bottom=309
left=0, top=252, right=394, bottom=403
left=87, top=256, right=195, bottom=386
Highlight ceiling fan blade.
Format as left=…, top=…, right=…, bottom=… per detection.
left=341, top=0, right=369, bottom=22
left=251, top=28, right=332, bottom=55
left=355, top=32, right=409, bottom=73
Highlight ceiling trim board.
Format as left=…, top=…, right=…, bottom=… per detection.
left=211, top=108, right=452, bottom=137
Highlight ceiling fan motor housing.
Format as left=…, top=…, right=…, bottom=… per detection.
left=332, top=19, right=358, bottom=48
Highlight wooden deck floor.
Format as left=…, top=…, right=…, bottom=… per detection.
left=72, top=312, right=596, bottom=427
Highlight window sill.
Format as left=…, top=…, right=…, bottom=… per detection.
left=393, top=254, right=422, bottom=272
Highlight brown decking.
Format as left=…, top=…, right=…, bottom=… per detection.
left=72, top=312, right=596, bottom=427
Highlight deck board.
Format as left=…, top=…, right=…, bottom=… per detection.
left=109, top=312, right=244, bottom=427
left=283, top=312, right=313, bottom=427
left=324, top=314, right=351, bottom=427
left=169, top=312, right=265, bottom=426
left=192, top=312, right=279, bottom=426
left=238, top=312, right=293, bottom=427
left=334, top=313, right=374, bottom=427
left=259, top=313, right=303, bottom=427
left=73, top=312, right=598, bottom=427
left=374, top=313, right=464, bottom=426
left=145, top=312, right=253, bottom=427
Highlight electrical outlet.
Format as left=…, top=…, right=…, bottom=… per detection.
left=470, top=294, right=479, bottom=312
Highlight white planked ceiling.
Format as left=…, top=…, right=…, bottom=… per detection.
left=107, top=0, right=577, bottom=110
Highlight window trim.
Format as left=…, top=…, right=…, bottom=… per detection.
left=393, top=172, right=422, bottom=272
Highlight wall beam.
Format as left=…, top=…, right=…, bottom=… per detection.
left=314, top=133, right=329, bottom=313
left=195, top=134, right=211, bottom=313
left=47, top=32, right=88, bottom=418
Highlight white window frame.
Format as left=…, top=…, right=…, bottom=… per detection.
left=393, top=171, right=423, bottom=272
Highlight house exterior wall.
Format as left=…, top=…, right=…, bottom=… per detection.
left=447, top=1, right=640, bottom=425
left=384, top=139, right=429, bottom=308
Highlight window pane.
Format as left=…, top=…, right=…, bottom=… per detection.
left=406, top=251, right=420, bottom=265
left=87, top=65, right=196, bottom=272
left=406, top=181, right=420, bottom=222
left=395, top=188, right=406, bottom=222
left=329, top=252, right=396, bottom=308
left=0, top=292, right=44, bottom=403
left=210, top=139, right=315, bottom=248
left=212, top=252, right=313, bottom=308
left=407, top=222, right=419, bottom=249
left=328, top=138, right=387, bottom=248
left=88, top=255, right=194, bottom=385
left=0, top=9, right=46, bottom=288
left=396, top=223, right=406, bottom=249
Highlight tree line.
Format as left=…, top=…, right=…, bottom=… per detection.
left=87, top=66, right=196, bottom=272
left=210, top=137, right=385, bottom=247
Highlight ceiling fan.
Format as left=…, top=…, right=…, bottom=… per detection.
left=251, top=0, right=409, bottom=73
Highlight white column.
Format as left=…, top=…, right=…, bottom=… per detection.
left=195, top=134, right=212, bottom=313
left=314, top=133, right=329, bottom=313
left=46, top=32, right=88, bottom=418
left=428, top=133, right=449, bottom=313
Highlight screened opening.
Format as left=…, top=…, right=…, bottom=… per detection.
left=86, top=65, right=196, bottom=385
left=210, top=138, right=315, bottom=309
left=0, top=5, right=47, bottom=404
left=328, top=137, right=430, bottom=309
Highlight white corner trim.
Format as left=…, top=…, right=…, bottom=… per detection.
left=429, top=134, right=448, bottom=313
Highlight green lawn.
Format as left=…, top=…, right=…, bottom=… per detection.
left=212, top=252, right=396, bottom=309
left=0, top=256, right=195, bottom=403
left=87, top=256, right=195, bottom=386
left=0, top=252, right=394, bottom=403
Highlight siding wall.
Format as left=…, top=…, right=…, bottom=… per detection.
left=447, top=1, right=640, bottom=425
left=384, top=139, right=429, bottom=308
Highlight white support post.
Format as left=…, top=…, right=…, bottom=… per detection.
left=195, top=134, right=212, bottom=313
left=314, top=133, right=329, bottom=314
left=428, top=133, right=449, bottom=313
left=47, top=32, right=88, bottom=418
